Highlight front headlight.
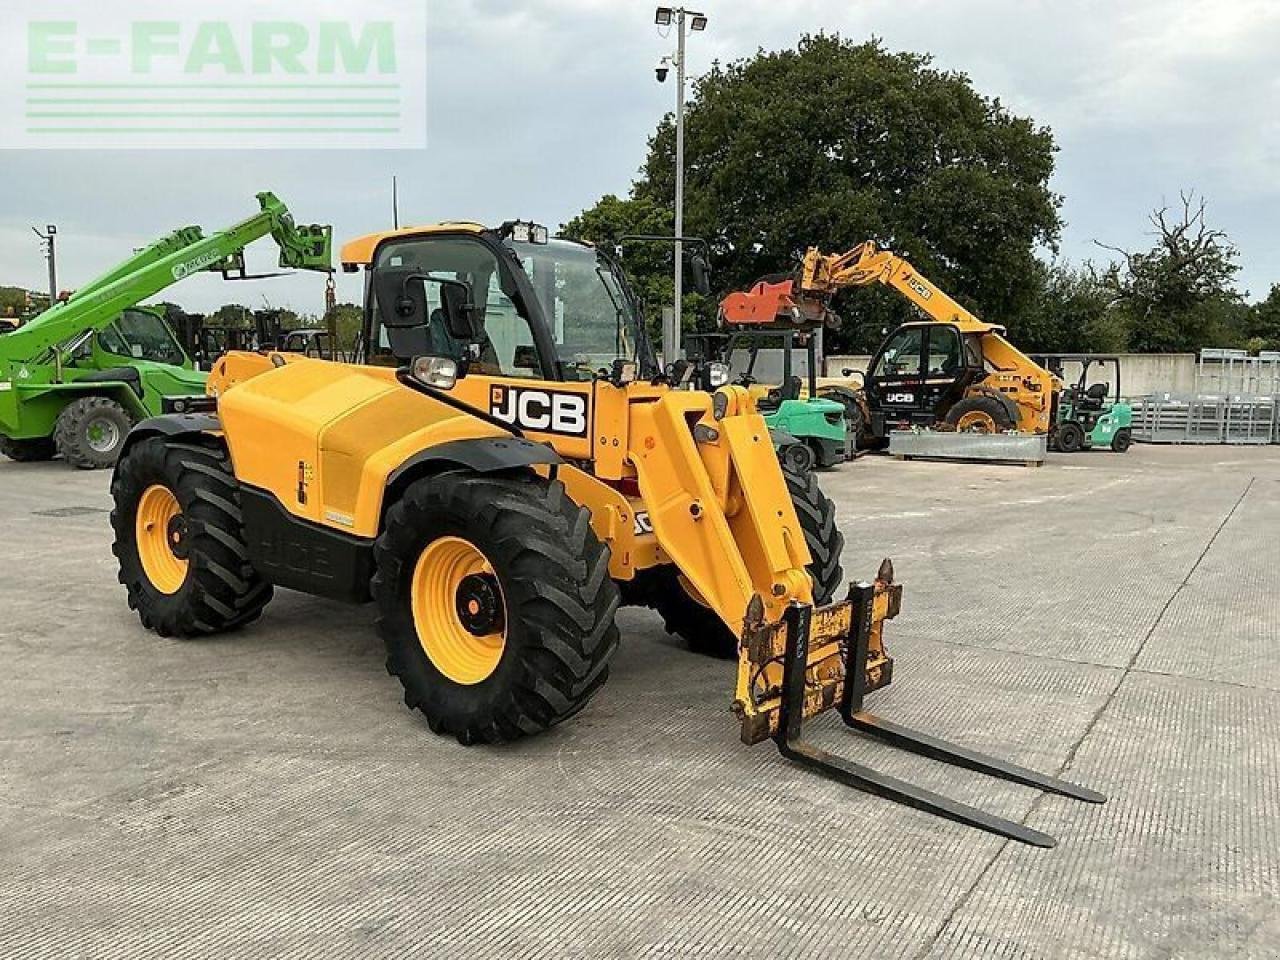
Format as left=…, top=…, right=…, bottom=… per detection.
left=409, top=355, right=459, bottom=390
left=707, top=362, right=731, bottom=389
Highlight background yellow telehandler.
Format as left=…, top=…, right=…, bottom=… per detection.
left=722, top=241, right=1060, bottom=447
left=110, top=221, right=1102, bottom=845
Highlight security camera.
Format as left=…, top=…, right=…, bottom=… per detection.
left=655, top=57, right=671, bottom=83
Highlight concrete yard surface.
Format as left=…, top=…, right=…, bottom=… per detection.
left=1, top=444, right=1278, bottom=959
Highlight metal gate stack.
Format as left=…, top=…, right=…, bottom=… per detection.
left=1132, top=350, right=1280, bottom=445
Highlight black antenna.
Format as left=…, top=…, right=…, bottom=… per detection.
left=392, top=175, right=400, bottom=229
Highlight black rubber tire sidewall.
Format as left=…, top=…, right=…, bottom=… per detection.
left=56, top=397, right=133, bottom=469
left=1057, top=422, right=1085, bottom=453
left=0, top=436, right=56, bottom=462
left=1111, top=428, right=1132, bottom=453
left=111, top=436, right=272, bottom=637
left=374, top=471, right=621, bottom=744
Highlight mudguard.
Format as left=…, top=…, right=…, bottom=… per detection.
left=118, top=413, right=221, bottom=459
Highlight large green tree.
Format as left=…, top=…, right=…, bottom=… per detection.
left=564, top=34, right=1062, bottom=352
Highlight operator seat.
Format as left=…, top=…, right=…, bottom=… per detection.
left=1078, top=383, right=1109, bottom=411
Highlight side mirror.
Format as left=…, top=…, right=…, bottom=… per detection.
left=438, top=281, right=478, bottom=341
left=374, top=267, right=478, bottom=340
left=688, top=254, right=712, bottom=297
left=512, top=344, right=539, bottom=372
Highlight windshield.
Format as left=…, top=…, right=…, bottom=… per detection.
left=508, top=239, right=643, bottom=379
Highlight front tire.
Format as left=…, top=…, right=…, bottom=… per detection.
left=373, top=472, right=622, bottom=745
left=1111, top=427, right=1133, bottom=453
left=56, top=396, right=133, bottom=469
left=1056, top=421, right=1086, bottom=453
left=111, top=437, right=273, bottom=637
left=651, top=467, right=845, bottom=659
left=0, top=436, right=56, bottom=462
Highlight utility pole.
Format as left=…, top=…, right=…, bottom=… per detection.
left=672, top=9, right=686, bottom=365
left=655, top=7, right=707, bottom=365
left=32, top=225, right=57, bottom=305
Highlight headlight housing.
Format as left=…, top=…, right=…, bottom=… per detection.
left=706, top=362, right=731, bottom=389
left=409, top=355, right=459, bottom=390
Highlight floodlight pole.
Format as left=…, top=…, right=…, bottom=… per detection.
left=671, top=8, right=687, bottom=365
left=32, top=225, right=57, bottom=305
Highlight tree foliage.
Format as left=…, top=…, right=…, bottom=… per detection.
left=565, top=34, right=1062, bottom=353
left=1097, top=193, right=1249, bottom=353
left=1009, top=261, right=1125, bottom=354
left=1247, top=285, right=1280, bottom=351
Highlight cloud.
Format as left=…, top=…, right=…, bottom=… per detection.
left=1, top=0, right=1277, bottom=310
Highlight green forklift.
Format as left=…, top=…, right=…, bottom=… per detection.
left=1035, top=354, right=1134, bottom=453
left=0, top=193, right=331, bottom=468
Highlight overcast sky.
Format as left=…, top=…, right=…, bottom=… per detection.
left=2, top=0, right=1278, bottom=314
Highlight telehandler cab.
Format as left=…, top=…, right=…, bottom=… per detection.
left=111, top=221, right=1103, bottom=845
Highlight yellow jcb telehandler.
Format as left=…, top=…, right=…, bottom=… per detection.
left=110, top=221, right=1103, bottom=846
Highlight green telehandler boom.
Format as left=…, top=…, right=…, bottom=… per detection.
left=0, top=192, right=332, bottom=468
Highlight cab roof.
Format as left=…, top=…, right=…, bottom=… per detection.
left=339, top=222, right=487, bottom=269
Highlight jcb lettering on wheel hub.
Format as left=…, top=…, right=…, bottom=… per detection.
left=489, top=386, right=588, bottom=437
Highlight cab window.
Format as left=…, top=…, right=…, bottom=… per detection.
left=100, top=309, right=186, bottom=365
left=872, top=328, right=924, bottom=378
left=926, top=327, right=962, bottom=376
left=963, top=334, right=984, bottom=369
left=370, top=235, right=540, bottom=377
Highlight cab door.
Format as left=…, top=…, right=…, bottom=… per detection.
left=920, top=325, right=968, bottom=420
left=865, top=326, right=928, bottom=431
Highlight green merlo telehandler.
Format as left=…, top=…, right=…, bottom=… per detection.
left=0, top=192, right=332, bottom=468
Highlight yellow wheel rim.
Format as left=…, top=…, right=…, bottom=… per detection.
left=411, top=536, right=507, bottom=685
left=956, top=411, right=998, bottom=433
left=136, top=484, right=189, bottom=595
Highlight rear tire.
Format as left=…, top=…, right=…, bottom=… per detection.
left=1111, top=428, right=1133, bottom=453
left=651, top=467, right=845, bottom=659
left=111, top=437, right=273, bottom=637
left=0, top=436, right=56, bottom=462
left=945, top=395, right=1014, bottom=434
left=56, top=396, right=133, bottom=469
left=1057, top=421, right=1086, bottom=453
left=373, top=471, right=622, bottom=745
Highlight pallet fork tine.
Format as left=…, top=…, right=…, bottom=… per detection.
left=772, top=586, right=1106, bottom=848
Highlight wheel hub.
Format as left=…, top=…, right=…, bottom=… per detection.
left=166, top=514, right=190, bottom=560
left=87, top=417, right=121, bottom=453
left=455, top=573, right=504, bottom=636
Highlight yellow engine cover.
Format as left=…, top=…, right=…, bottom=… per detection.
left=212, top=354, right=508, bottom=536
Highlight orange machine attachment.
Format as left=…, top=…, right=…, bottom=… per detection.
left=719, top=277, right=836, bottom=328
